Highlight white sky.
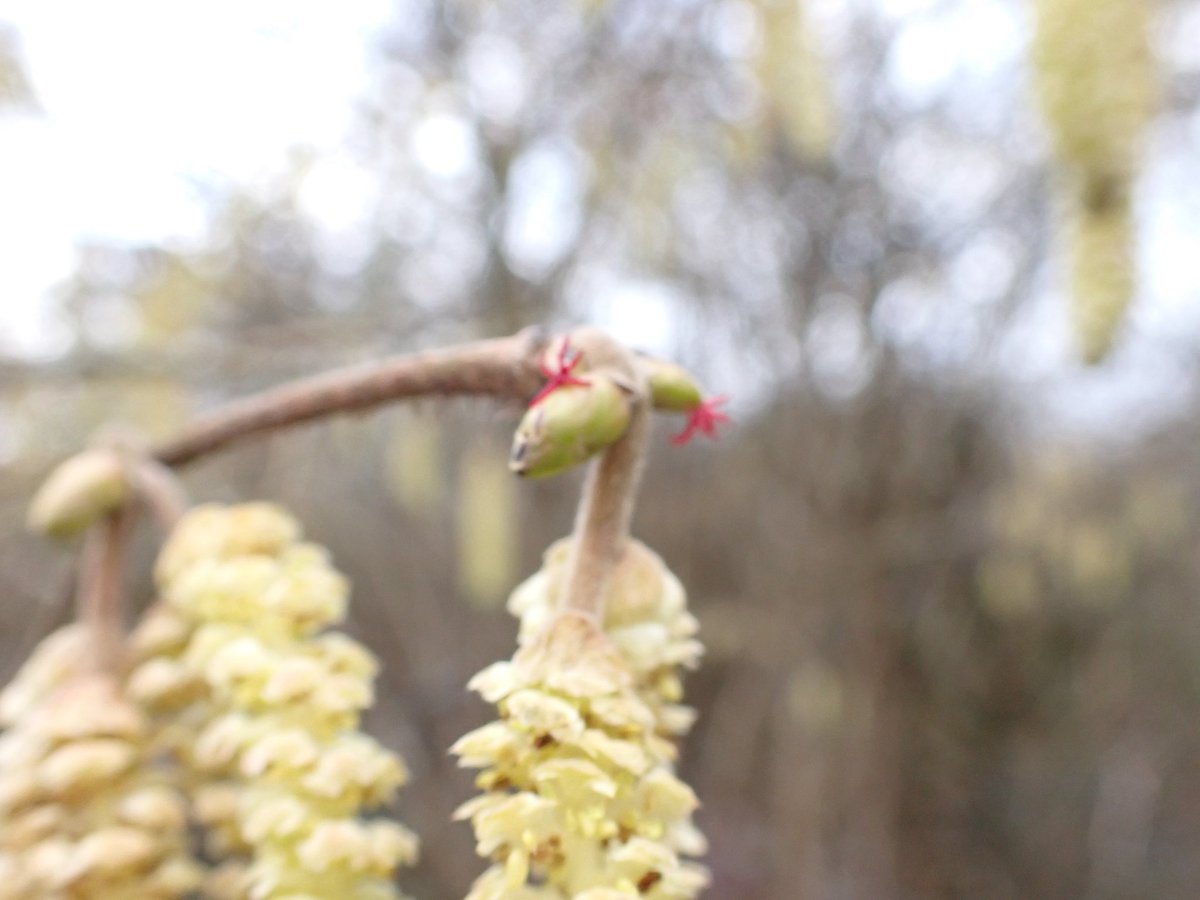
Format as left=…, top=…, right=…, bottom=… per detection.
left=0, top=0, right=391, bottom=354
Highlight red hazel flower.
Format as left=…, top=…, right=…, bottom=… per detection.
left=672, top=395, right=730, bottom=445
left=530, top=339, right=591, bottom=407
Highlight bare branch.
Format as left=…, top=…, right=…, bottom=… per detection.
left=557, top=332, right=652, bottom=621
left=154, top=329, right=549, bottom=467
left=75, top=508, right=136, bottom=673
left=123, top=454, right=188, bottom=529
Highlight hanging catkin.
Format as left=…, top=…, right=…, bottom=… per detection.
left=756, top=0, right=837, bottom=162
left=128, top=503, right=418, bottom=899
left=451, top=613, right=708, bottom=899
left=0, top=627, right=203, bottom=899
left=1031, top=0, right=1157, bottom=362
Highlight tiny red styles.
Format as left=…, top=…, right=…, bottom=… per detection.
left=529, top=338, right=590, bottom=407
left=672, top=395, right=730, bottom=445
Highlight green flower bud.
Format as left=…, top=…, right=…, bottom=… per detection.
left=27, top=450, right=129, bottom=538
left=510, top=376, right=631, bottom=478
left=643, top=359, right=704, bottom=413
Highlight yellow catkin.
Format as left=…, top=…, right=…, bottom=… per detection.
left=452, top=613, right=708, bottom=899
left=756, top=0, right=837, bottom=162
left=1067, top=197, right=1137, bottom=364
left=507, top=539, right=703, bottom=744
left=127, top=503, right=417, bottom=900
left=0, top=632, right=202, bottom=900
left=1031, top=0, right=1157, bottom=362
left=1031, top=0, right=1155, bottom=176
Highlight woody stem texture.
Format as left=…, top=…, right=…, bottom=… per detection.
left=560, top=356, right=651, bottom=621
left=76, top=508, right=136, bottom=673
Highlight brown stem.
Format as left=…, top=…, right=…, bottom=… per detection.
left=76, top=508, right=136, bottom=673
left=122, top=453, right=189, bottom=529
left=560, top=354, right=652, bottom=621
left=154, top=330, right=548, bottom=466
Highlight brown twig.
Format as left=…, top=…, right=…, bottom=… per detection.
left=76, top=508, right=136, bottom=673
left=121, top=453, right=189, bottom=530
left=559, top=336, right=652, bottom=621
left=154, top=330, right=548, bottom=467
left=49, top=327, right=673, bottom=651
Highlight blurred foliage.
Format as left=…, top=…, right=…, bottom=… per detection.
left=386, top=413, right=446, bottom=517
left=1, top=1, right=1200, bottom=898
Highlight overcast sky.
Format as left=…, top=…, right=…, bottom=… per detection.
left=0, top=0, right=390, bottom=355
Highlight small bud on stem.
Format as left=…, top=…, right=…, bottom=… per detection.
left=27, top=449, right=130, bottom=538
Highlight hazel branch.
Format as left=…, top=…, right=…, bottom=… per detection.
left=153, top=330, right=549, bottom=467
left=76, top=508, right=136, bottom=673
left=561, top=400, right=650, bottom=621
left=29, top=326, right=721, bottom=655
left=124, top=453, right=189, bottom=529
left=31, top=446, right=187, bottom=672
left=147, top=329, right=719, bottom=470
left=525, top=330, right=653, bottom=621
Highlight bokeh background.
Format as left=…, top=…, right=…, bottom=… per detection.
left=2, top=1, right=1200, bottom=897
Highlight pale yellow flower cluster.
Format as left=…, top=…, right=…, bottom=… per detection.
left=1067, top=205, right=1136, bottom=366
left=1032, top=0, right=1155, bottom=180
left=507, top=539, right=703, bottom=743
left=1031, top=0, right=1157, bottom=362
left=0, top=626, right=202, bottom=899
left=452, top=612, right=708, bottom=899
left=128, top=503, right=417, bottom=900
